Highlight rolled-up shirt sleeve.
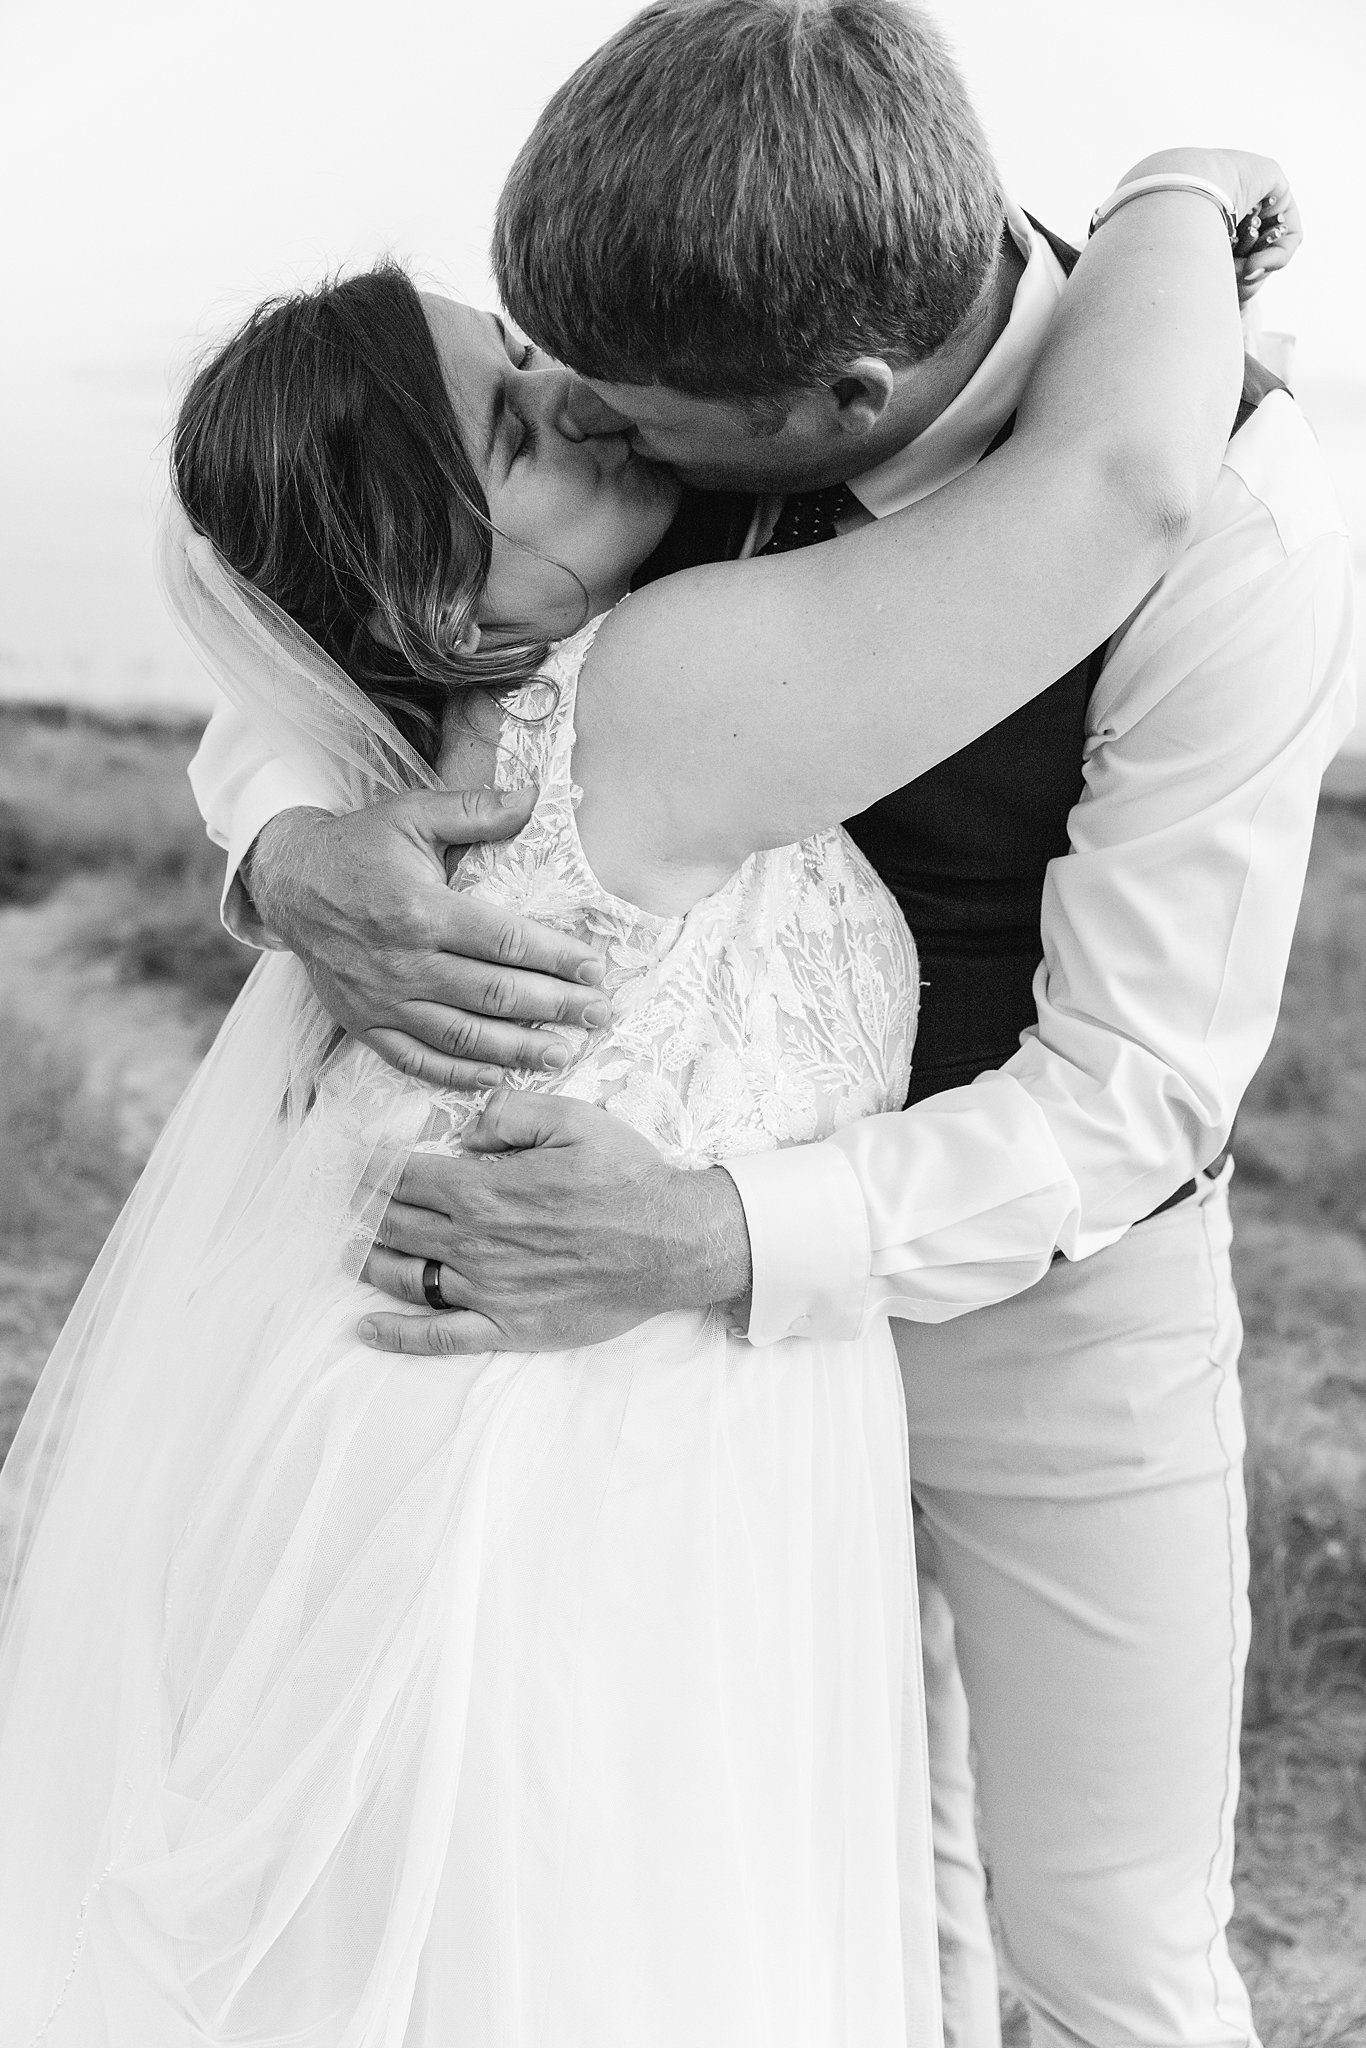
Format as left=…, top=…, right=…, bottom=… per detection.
left=187, top=700, right=341, bottom=947
left=727, top=393, right=1357, bottom=1346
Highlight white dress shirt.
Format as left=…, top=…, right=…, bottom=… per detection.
left=187, top=212, right=1357, bottom=1337
left=728, top=216, right=1356, bottom=1340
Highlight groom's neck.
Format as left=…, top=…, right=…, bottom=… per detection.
left=852, top=228, right=1025, bottom=472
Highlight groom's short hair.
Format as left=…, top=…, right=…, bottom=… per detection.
left=493, top=0, right=1004, bottom=405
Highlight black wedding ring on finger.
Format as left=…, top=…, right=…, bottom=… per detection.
left=421, top=1259, right=447, bottom=1311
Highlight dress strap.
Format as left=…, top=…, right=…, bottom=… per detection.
left=495, top=609, right=613, bottom=798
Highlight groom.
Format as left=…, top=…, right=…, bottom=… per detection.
left=188, top=2, right=1355, bottom=2043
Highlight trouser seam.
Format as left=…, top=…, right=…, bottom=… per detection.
left=1197, top=1184, right=1253, bottom=2047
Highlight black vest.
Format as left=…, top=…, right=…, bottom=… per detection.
left=634, top=226, right=1286, bottom=1105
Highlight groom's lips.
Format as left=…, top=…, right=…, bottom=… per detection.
left=601, top=437, right=669, bottom=491
left=595, top=432, right=637, bottom=474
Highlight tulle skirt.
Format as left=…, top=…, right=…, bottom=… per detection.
left=0, top=553, right=941, bottom=2041
left=0, top=1257, right=940, bottom=2045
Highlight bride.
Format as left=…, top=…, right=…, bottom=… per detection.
left=0, top=152, right=1277, bottom=2045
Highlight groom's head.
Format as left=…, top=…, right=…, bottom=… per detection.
left=494, top=0, right=1005, bottom=490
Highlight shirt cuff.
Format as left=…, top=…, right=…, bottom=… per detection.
left=722, top=1141, right=872, bottom=1347
left=221, top=763, right=338, bottom=948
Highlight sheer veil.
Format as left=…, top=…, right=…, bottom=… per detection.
left=0, top=505, right=439, bottom=1589
left=0, top=506, right=450, bottom=2025
left=157, top=502, right=445, bottom=814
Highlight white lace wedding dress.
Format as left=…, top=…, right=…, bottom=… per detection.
left=0, top=618, right=939, bottom=2047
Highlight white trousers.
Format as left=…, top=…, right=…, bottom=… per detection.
left=896, top=1164, right=1260, bottom=2048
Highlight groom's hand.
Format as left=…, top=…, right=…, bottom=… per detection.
left=243, top=795, right=611, bottom=1089
left=357, top=1091, right=753, bottom=1355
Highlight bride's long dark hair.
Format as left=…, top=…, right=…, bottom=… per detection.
left=172, top=263, right=554, bottom=765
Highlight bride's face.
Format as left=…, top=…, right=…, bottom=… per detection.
left=421, top=296, right=682, bottom=640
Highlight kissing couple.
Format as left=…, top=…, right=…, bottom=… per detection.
left=0, top=2, right=1354, bottom=2043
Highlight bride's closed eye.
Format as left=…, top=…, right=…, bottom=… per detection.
left=498, top=319, right=537, bottom=372
left=510, top=409, right=539, bottom=463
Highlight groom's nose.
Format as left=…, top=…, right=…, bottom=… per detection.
left=556, top=377, right=635, bottom=442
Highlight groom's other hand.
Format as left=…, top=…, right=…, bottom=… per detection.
left=243, top=794, right=610, bottom=1089
left=357, top=1091, right=753, bottom=1355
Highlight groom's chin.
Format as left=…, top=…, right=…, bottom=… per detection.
left=664, top=458, right=773, bottom=494
left=660, top=441, right=840, bottom=496
left=624, top=456, right=686, bottom=528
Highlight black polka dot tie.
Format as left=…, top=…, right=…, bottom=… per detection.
left=757, top=483, right=859, bottom=555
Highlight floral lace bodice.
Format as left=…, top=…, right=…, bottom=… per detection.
left=416, top=616, right=919, bottom=1169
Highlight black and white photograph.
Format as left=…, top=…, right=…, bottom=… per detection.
left=0, top=1, right=1362, bottom=2041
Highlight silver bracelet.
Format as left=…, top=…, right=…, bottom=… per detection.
left=1089, top=171, right=1238, bottom=245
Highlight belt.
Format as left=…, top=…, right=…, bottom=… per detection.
left=1139, top=1147, right=1230, bottom=1225
left=1049, top=1148, right=1231, bottom=1266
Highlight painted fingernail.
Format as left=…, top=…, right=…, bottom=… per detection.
left=582, top=1001, right=611, bottom=1028
left=576, top=959, right=607, bottom=986
left=542, top=1042, right=570, bottom=1070
left=359, top=1320, right=378, bottom=1343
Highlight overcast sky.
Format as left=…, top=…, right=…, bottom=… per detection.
left=2, top=0, right=1362, bottom=729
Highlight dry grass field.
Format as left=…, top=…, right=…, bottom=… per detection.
left=1, top=705, right=1363, bottom=2042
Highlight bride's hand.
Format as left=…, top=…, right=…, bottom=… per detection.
left=1112, top=148, right=1302, bottom=303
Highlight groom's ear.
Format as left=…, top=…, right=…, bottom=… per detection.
left=826, top=358, right=897, bottom=439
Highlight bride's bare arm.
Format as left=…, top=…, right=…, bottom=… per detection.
left=574, top=182, right=1246, bottom=911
